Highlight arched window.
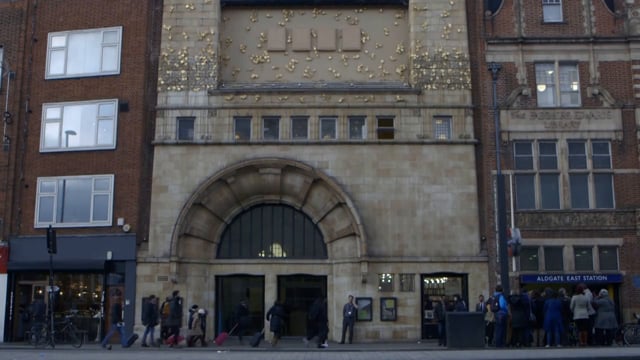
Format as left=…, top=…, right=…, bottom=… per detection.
left=217, top=204, right=327, bottom=259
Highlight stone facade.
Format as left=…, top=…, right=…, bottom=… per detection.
left=143, top=0, right=486, bottom=342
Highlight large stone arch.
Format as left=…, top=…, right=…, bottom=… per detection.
left=170, top=158, right=367, bottom=262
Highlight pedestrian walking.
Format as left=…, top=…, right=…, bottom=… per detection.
left=266, top=300, right=287, bottom=346
left=235, top=299, right=250, bottom=344
left=340, top=294, right=358, bottom=344
left=167, top=290, right=184, bottom=346
left=141, top=294, right=159, bottom=347
left=101, top=289, right=127, bottom=350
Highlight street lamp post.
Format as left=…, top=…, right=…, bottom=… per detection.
left=489, top=62, right=510, bottom=296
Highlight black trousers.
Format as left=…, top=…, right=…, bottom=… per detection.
left=341, top=317, right=355, bottom=343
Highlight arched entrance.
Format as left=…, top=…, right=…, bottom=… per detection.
left=169, top=158, right=367, bottom=337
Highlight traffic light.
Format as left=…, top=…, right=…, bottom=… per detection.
left=507, top=227, right=521, bottom=257
left=46, top=225, right=57, bottom=254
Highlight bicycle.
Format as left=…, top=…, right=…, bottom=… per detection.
left=623, top=323, right=640, bottom=345
left=31, top=314, right=83, bottom=348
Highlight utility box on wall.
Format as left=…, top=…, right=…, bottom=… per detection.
left=445, top=312, right=485, bottom=348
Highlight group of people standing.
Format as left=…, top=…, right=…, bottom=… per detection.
left=475, top=283, right=618, bottom=348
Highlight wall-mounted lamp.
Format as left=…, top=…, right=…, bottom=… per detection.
left=536, top=84, right=547, bottom=92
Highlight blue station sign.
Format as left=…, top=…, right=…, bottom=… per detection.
left=520, top=273, right=623, bottom=284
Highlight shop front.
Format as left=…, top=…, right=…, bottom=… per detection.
left=4, top=234, right=136, bottom=343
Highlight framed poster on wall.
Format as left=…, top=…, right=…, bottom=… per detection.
left=355, top=297, right=372, bottom=321
left=380, top=297, right=397, bottom=321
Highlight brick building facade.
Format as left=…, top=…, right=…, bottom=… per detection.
left=0, top=0, right=161, bottom=343
left=468, top=0, right=640, bottom=323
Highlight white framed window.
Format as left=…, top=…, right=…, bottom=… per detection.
left=291, top=116, right=309, bottom=140
left=262, top=116, right=280, bottom=140
left=433, top=116, right=452, bottom=140
left=348, top=116, right=366, bottom=140
left=542, top=0, right=563, bottom=23
left=177, top=116, right=195, bottom=141
left=40, top=99, right=118, bottom=152
left=568, top=140, right=614, bottom=209
left=234, top=116, right=251, bottom=141
left=574, top=246, right=593, bottom=271
left=513, top=140, right=560, bottom=210
left=320, top=116, right=337, bottom=140
left=535, top=62, right=580, bottom=108
left=46, top=26, right=122, bottom=79
left=35, top=175, right=114, bottom=228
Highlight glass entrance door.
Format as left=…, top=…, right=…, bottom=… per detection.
left=215, top=275, right=265, bottom=337
left=277, top=275, right=326, bottom=336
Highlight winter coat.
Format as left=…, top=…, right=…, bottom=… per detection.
left=266, top=303, right=287, bottom=333
left=570, top=293, right=590, bottom=320
left=543, top=298, right=564, bottom=334
left=593, top=296, right=618, bottom=330
left=167, top=296, right=183, bottom=327
left=508, top=294, right=528, bottom=329
left=189, top=315, right=204, bottom=337
left=142, top=300, right=159, bottom=326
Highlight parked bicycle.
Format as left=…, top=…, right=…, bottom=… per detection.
left=29, top=314, right=83, bottom=348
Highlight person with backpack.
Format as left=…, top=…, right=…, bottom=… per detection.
left=159, top=296, right=171, bottom=342
left=141, top=294, right=159, bottom=347
left=492, top=285, right=508, bottom=348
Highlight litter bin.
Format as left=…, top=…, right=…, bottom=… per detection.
left=445, top=312, right=485, bottom=348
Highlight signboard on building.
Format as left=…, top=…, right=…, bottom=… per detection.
left=520, top=273, right=623, bottom=284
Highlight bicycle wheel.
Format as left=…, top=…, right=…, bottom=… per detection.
left=623, top=325, right=640, bottom=345
left=67, top=325, right=83, bottom=348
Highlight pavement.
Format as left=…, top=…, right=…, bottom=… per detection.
left=1, top=338, right=640, bottom=360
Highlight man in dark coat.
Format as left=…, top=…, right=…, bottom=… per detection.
left=167, top=290, right=183, bottom=346
left=141, top=294, right=159, bottom=347
left=266, top=300, right=287, bottom=346
left=101, top=290, right=127, bottom=349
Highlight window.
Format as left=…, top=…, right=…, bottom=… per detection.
left=35, top=175, right=114, bottom=228
left=378, top=273, right=394, bottom=292
left=513, top=140, right=560, bottom=210
left=599, top=246, right=619, bottom=271
left=535, top=62, right=580, bottom=107
left=520, top=246, right=539, bottom=271
left=320, top=116, right=336, bottom=140
left=291, top=116, right=309, bottom=140
left=46, top=27, right=122, bottom=79
left=377, top=116, right=394, bottom=139
left=542, top=0, right=563, bottom=23
left=544, top=246, right=564, bottom=271
left=217, top=204, right=327, bottom=259
left=574, top=246, right=593, bottom=271
left=568, top=140, right=614, bottom=209
left=177, top=116, right=195, bottom=141
left=348, top=116, right=366, bottom=140
left=40, top=99, right=118, bottom=152
left=234, top=116, right=251, bottom=141
left=399, top=273, right=415, bottom=292
left=433, top=116, right=452, bottom=140
left=262, top=116, right=280, bottom=140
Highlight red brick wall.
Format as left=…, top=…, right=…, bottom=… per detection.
left=11, top=0, right=160, bottom=239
